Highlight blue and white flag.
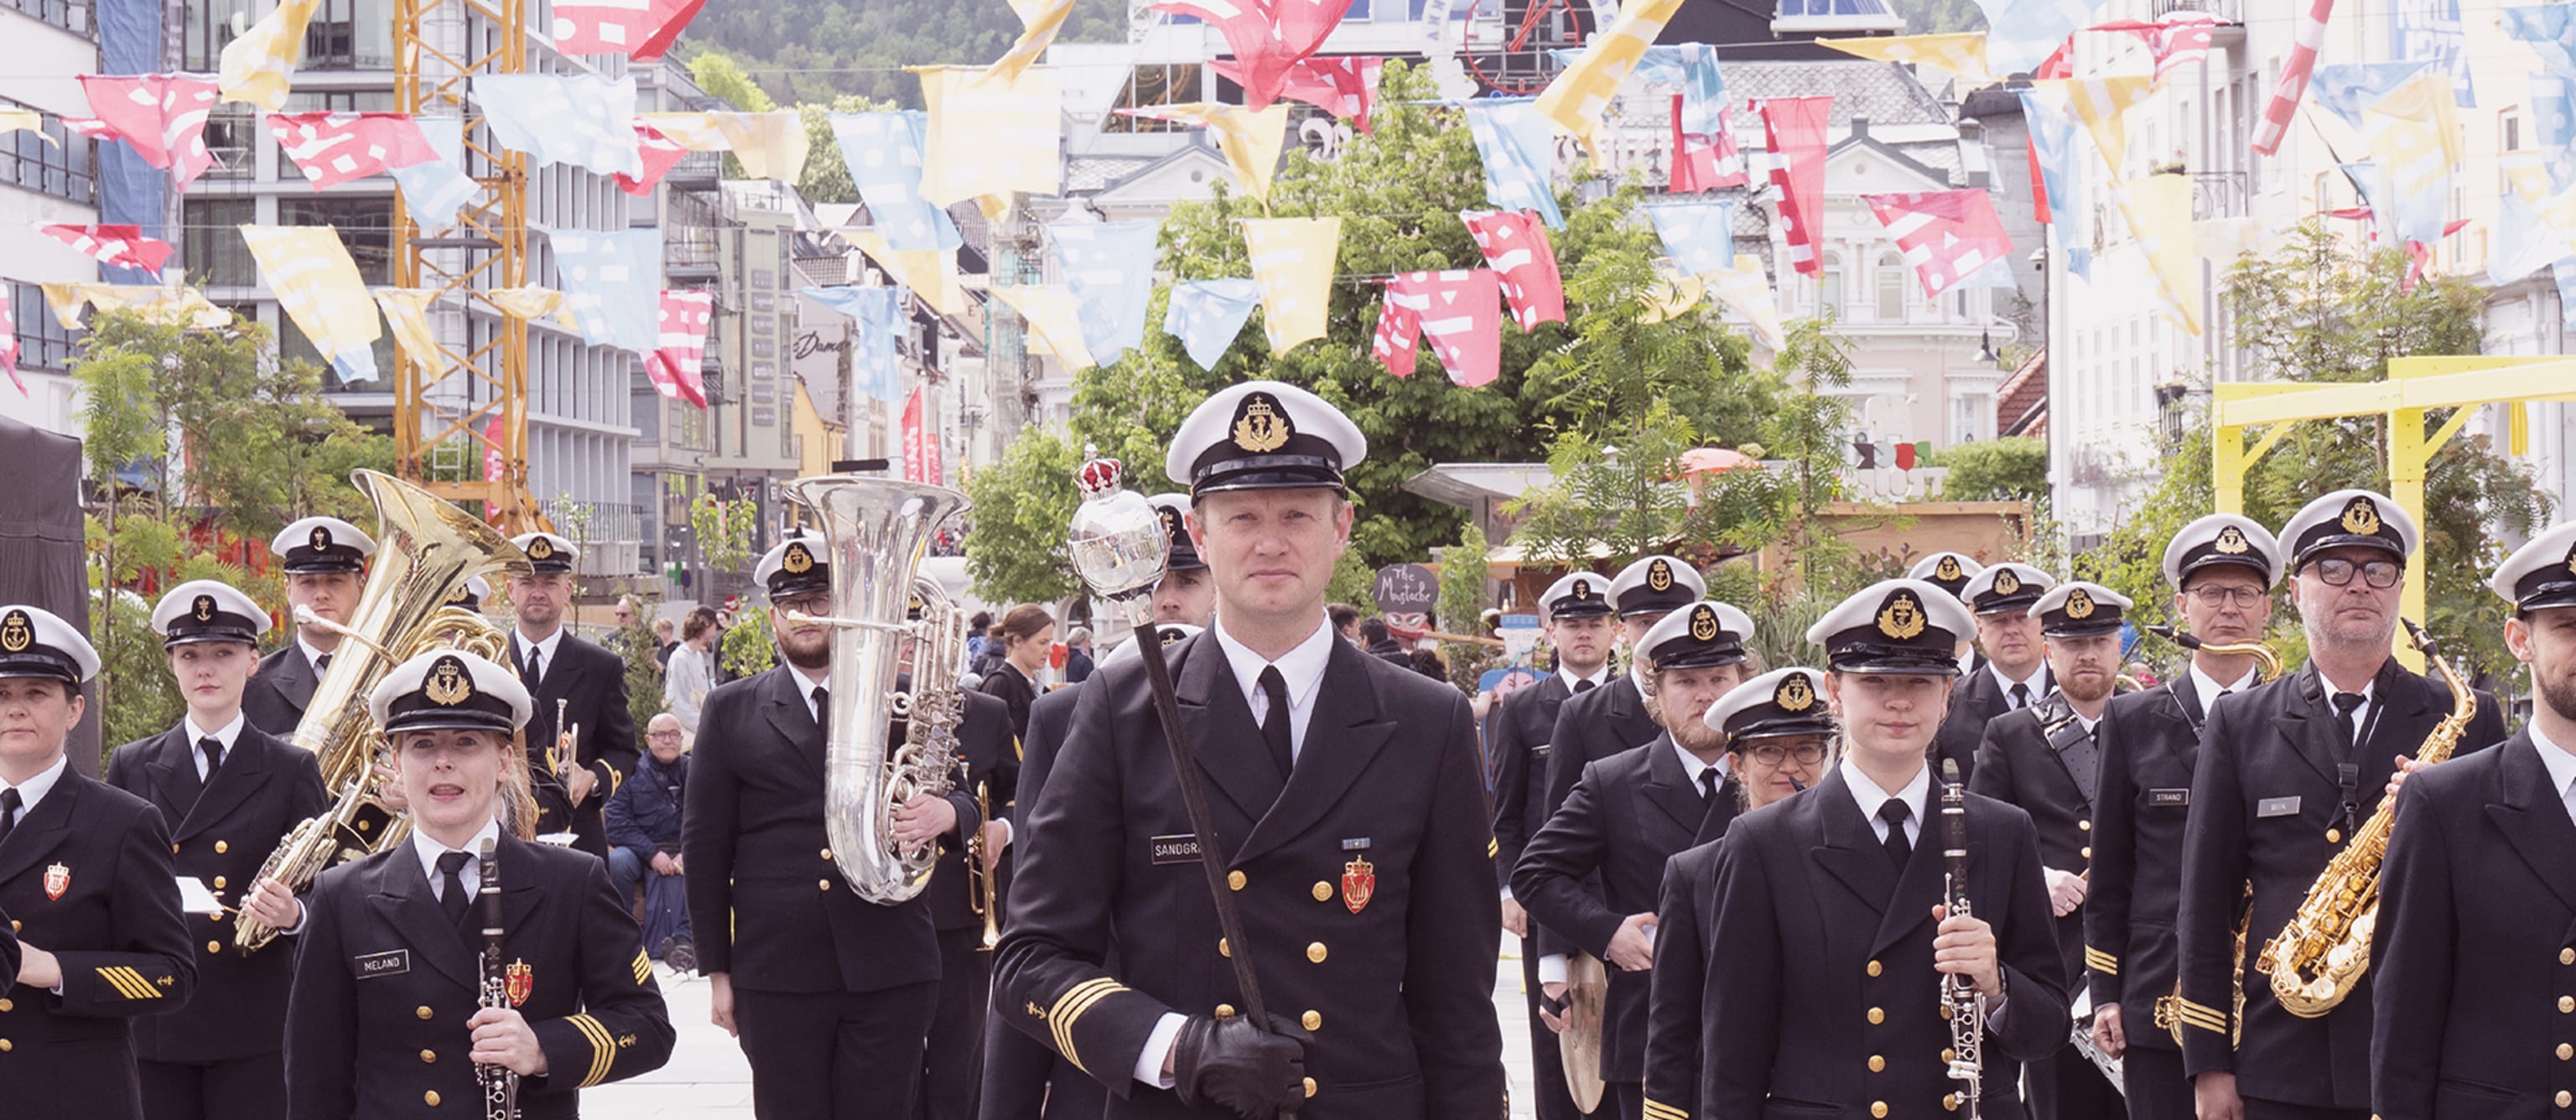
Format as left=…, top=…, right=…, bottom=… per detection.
left=1550, top=43, right=1726, bottom=137
left=1047, top=219, right=1161, bottom=365
left=1161, top=278, right=1261, bottom=372
left=1463, top=98, right=1564, bottom=230
left=1643, top=200, right=1737, bottom=277
left=2553, top=256, right=2576, bottom=327
left=2018, top=85, right=2092, bottom=281
left=2392, top=0, right=2474, bottom=106
left=800, top=285, right=906, bottom=402
left=387, top=115, right=480, bottom=229
left=2309, top=61, right=2433, bottom=127
left=2508, top=4, right=2576, bottom=78
left=474, top=75, right=641, bottom=178
left=828, top=111, right=961, bottom=253
left=542, top=226, right=663, bottom=353
left=1974, top=0, right=2090, bottom=77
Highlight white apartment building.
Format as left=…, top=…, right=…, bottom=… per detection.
left=0, top=0, right=103, bottom=438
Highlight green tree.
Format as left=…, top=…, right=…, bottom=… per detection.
left=1434, top=521, right=1498, bottom=690
left=961, top=425, right=1086, bottom=605
left=1935, top=436, right=2049, bottom=502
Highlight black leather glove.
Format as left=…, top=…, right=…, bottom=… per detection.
left=1171, top=1011, right=1311, bottom=1118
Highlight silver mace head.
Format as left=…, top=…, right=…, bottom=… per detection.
left=1067, top=454, right=1170, bottom=628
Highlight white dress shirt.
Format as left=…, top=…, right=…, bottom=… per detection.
left=183, top=712, right=247, bottom=780
left=1208, top=615, right=1336, bottom=761
left=2317, top=677, right=2377, bottom=749
left=299, top=637, right=337, bottom=677
left=412, top=817, right=504, bottom=903
left=1558, top=665, right=1610, bottom=692
left=1987, top=662, right=2050, bottom=709
left=1672, top=737, right=1732, bottom=789
left=2528, top=719, right=2576, bottom=829
left=1841, top=754, right=1929, bottom=848
left=514, top=626, right=568, bottom=689
left=2187, top=662, right=2261, bottom=717
left=790, top=663, right=829, bottom=723
left=0, top=754, right=70, bottom=818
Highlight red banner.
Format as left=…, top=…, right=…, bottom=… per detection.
left=1756, top=96, right=1833, bottom=277
left=902, top=385, right=941, bottom=485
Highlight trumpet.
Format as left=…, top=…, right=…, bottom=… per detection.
left=966, top=780, right=1000, bottom=951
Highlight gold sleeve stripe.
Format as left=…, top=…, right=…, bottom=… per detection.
left=1048, top=977, right=1128, bottom=1076
left=2176, top=999, right=2231, bottom=1034
left=2084, top=947, right=2120, bottom=975
left=96, top=967, right=157, bottom=1000
left=1488, top=838, right=1499, bottom=858
left=1644, top=1098, right=1692, bottom=1120
left=569, top=1013, right=617, bottom=1087
left=631, top=947, right=652, bottom=985
left=123, top=967, right=167, bottom=998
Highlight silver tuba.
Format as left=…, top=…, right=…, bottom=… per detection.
left=780, top=474, right=969, bottom=904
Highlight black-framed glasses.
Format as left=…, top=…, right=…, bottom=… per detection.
left=2308, top=557, right=2402, bottom=589
left=773, top=594, right=831, bottom=614
left=2185, top=585, right=2269, bottom=608
left=1747, top=742, right=1831, bottom=765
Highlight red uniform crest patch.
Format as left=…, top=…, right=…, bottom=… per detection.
left=505, top=960, right=533, bottom=1007
left=43, top=862, right=68, bottom=900
left=1341, top=855, right=1374, bottom=915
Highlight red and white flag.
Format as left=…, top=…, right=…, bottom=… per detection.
left=1861, top=190, right=2015, bottom=298
left=1757, top=96, right=1833, bottom=277
left=0, top=284, right=21, bottom=396
left=2086, top=13, right=2220, bottom=80
left=2253, top=0, right=2336, bottom=155
left=1372, top=270, right=1502, bottom=388
left=1461, top=209, right=1566, bottom=331
left=37, top=223, right=177, bottom=277
left=1218, top=54, right=1384, bottom=132
left=551, top=0, right=705, bottom=62
left=269, top=112, right=444, bottom=188
left=65, top=74, right=221, bottom=190
left=644, top=290, right=712, bottom=408
left=483, top=410, right=506, bottom=483
left=616, top=122, right=689, bottom=196
left=1154, top=0, right=1354, bottom=110
left=2033, top=36, right=2075, bottom=80
left=1668, top=94, right=1748, bottom=193
left=902, top=385, right=943, bottom=484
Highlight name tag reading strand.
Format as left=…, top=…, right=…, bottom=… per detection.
left=2148, top=789, right=2189, bottom=807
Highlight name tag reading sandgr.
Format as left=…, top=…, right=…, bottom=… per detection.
left=356, top=950, right=411, bottom=978
left=1149, top=835, right=1201, bottom=865
left=2257, top=796, right=2302, bottom=818
left=2148, top=789, right=2189, bottom=807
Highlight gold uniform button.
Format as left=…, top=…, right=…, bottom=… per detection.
left=0, top=1040, right=11, bottom=1052
left=1302, top=1010, right=1322, bottom=1031
left=417, top=1005, right=435, bottom=1020
left=357, top=820, right=371, bottom=832
left=2080, top=848, right=2092, bottom=859
left=1866, top=960, right=1883, bottom=977
left=2328, top=828, right=2344, bottom=844
left=0, top=998, right=11, bottom=1013
left=2077, top=820, right=2090, bottom=832
left=1945, top=1094, right=1961, bottom=1112
left=421, top=1049, right=437, bottom=1063
left=1872, top=1102, right=1889, bottom=1117
left=207, top=941, right=222, bottom=954
left=1867, top=1007, right=1885, bottom=1024
left=1228, top=870, right=1247, bottom=891
left=2557, top=1091, right=2572, bottom=1108
left=1312, top=882, right=1332, bottom=902
left=424, top=1090, right=440, bottom=1107
left=2558, top=1043, right=2573, bottom=1060
left=820, top=848, right=832, bottom=861
left=1214, top=1003, right=1236, bottom=1019
left=1219, top=938, right=1230, bottom=958
left=1942, top=1049, right=1956, bottom=1064
left=215, top=841, right=228, bottom=853
left=1304, top=1077, right=1317, bottom=1098
left=2562, top=996, right=2574, bottom=1014
left=819, top=879, right=832, bottom=891
left=1868, top=1055, right=1885, bottom=1072
left=1307, top=942, right=1327, bottom=963
left=212, top=876, right=226, bottom=890
left=2562, top=947, right=2574, bottom=966
left=173, top=844, right=180, bottom=854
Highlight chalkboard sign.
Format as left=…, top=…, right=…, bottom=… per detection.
left=1372, top=563, right=1438, bottom=614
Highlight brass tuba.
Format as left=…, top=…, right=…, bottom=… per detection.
left=779, top=474, right=970, bottom=904
left=234, top=470, right=530, bottom=951
left=2255, top=619, right=2475, bottom=1016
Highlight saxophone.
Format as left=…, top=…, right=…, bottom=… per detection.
left=476, top=837, right=520, bottom=1120
left=1939, top=760, right=1984, bottom=1120
left=2254, top=619, right=2474, bottom=1016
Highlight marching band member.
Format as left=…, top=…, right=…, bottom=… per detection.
left=1933, top=563, right=2057, bottom=785
left=0, top=604, right=197, bottom=1120
left=1513, top=599, right=1757, bottom=1120
left=1969, top=582, right=2136, bottom=1120
left=2085, top=515, right=2283, bottom=1120
left=682, top=534, right=983, bottom=1117
left=106, top=581, right=329, bottom=1120
left=505, top=531, right=639, bottom=859
left=1703, top=580, right=2069, bottom=1120
left=1488, top=570, right=1617, bottom=1120
left=1907, top=552, right=1987, bottom=675
left=2371, top=519, right=2576, bottom=1120
left=1643, top=666, right=1838, bottom=1120
left=920, top=636, right=1020, bottom=1120
left=2177, top=490, right=2503, bottom=1120
left=244, top=516, right=376, bottom=735
left=994, top=381, right=1505, bottom=1117
left=285, top=648, right=673, bottom=1119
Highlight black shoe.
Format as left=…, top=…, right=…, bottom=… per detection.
left=664, top=936, right=697, bottom=974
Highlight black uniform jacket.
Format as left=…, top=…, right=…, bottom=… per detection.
left=1537, top=671, right=1661, bottom=959
left=1934, top=665, right=2050, bottom=788
left=1704, top=770, right=2070, bottom=1120
left=922, top=686, right=1018, bottom=932
left=1015, top=684, right=1081, bottom=835
left=242, top=644, right=321, bottom=737
left=285, top=833, right=676, bottom=1120
left=681, top=664, right=981, bottom=993
left=1644, top=830, right=1727, bottom=1119
left=0, top=766, right=197, bottom=1120
left=1514, top=734, right=1737, bottom=1084
left=979, top=661, right=1041, bottom=743
left=2084, top=676, right=2215, bottom=1050
left=2176, top=659, right=2505, bottom=1107
left=1969, top=695, right=2097, bottom=983
left=1489, top=672, right=1575, bottom=894
left=993, top=631, right=1507, bottom=1119
left=511, top=632, right=638, bottom=850
left=105, top=722, right=329, bottom=1062
left=2371, top=731, right=2576, bottom=1120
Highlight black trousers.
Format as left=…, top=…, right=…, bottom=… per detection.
left=2028, top=1043, right=2126, bottom=1120
left=1603, top=1079, right=1643, bottom=1120
left=921, top=927, right=989, bottom=1120
left=2241, top=1097, right=2370, bottom=1120
left=734, top=981, right=938, bottom=1120
left=137, top=1052, right=287, bottom=1120
left=1519, top=941, right=1590, bottom=1119
left=978, top=990, right=1105, bottom=1120
left=2121, top=1046, right=2192, bottom=1120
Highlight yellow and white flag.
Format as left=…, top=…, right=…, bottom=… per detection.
left=1706, top=254, right=1786, bottom=352
left=2035, top=75, right=2157, bottom=177
left=1123, top=103, right=1291, bottom=204
left=989, top=284, right=1098, bottom=371
left=41, top=283, right=231, bottom=329
left=1638, top=262, right=1705, bottom=325
left=1534, top=0, right=1684, bottom=155
left=843, top=231, right=967, bottom=317
left=219, top=0, right=323, bottom=111
left=915, top=65, right=1062, bottom=207
left=637, top=111, right=812, bottom=182
left=486, top=286, right=570, bottom=324
left=241, top=226, right=385, bottom=376
left=1817, top=34, right=1992, bottom=86
left=374, top=288, right=446, bottom=371
left=1241, top=216, right=1341, bottom=355
left=983, top=0, right=1072, bottom=84
left=2113, top=175, right=2200, bottom=335
left=0, top=110, right=55, bottom=144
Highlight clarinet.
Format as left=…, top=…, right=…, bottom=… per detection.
left=1939, top=760, right=1984, bottom=1120
left=476, top=837, right=520, bottom=1120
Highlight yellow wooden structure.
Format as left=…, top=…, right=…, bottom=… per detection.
left=2211, top=355, right=2576, bottom=667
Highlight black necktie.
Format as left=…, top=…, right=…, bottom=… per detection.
left=0, top=787, right=19, bottom=848
left=523, top=647, right=543, bottom=691
left=436, top=850, right=474, bottom=932
left=314, top=652, right=331, bottom=675
left=1878, top=800, right=1914, bottom=869
left=1698, top=769, right=1721, bottom=801
left=812, top=686, right=830, bottom=740
left=1574, top=678, right=1596, bottom=693
left=2331, top=692, right=2366, bottom=758
left=199, top=737, right=225, bottom=780
left=2008, top=682, right=2031, bottom=709
left=1258, top=666, right=1295, bottom=779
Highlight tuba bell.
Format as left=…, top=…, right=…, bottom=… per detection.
left=779, top=474, right=970, bottom=904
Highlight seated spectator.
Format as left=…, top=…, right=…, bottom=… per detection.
left=662, top=608, right=719, bottom=737
left=607, top=713, right=693, bottom=967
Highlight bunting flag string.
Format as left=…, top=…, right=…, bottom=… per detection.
left=68, top=74, right=221, bottom=190
left=1463, top=98, right=1565, bottom=229
left=41, top=283, right=230, bottom=329
left=2112, top=174, right=2202, bottom=334
left=2354, top=68, right=2463, bottom=248
left=1705, top=255, right=1787, bottom=351
left=1215, top=55, right=1384, bottom=132
left=2084, top=13, right=2219, bottom=83
left=828, top=111, right=962, bottom=252
left=2252, top=0, right=2337, bottom=155
left=217, top=0, right=320, bottom=111
left=1534, top=0, right=1683, bottom=155
left=374, top=288, right=445, bottom=373
left=1048, top=219, right=1163, bottom=364
left=798, top=285, right=906, bottom=402
left=543, top=226, right=664, bottom=353
left=640, top=111, right=811, bottom=183
left=1241, top=216, right=1341, bottom=355
left=270, top=111, right=479, bottom=222
left=985, top=0, right=1075, bottom=83
left=239, top=225, right=385, bottom=382
left=1974, top=0, right=2090, bottom=76
left=474, top=75, right=643, bottom=177
left=551, top=0, right=707, bottom=63
left=1461, top=209, right=1566, bottom=330
left=1373, top=270, right=1502, bottom=387
left=2019, top=84, right=2093, bottom=281
left=1162, top=278, right=1263, bottom=371
left=1150, top=0, right=1353, bottom=110
left=0, top=110, right=52, bottom=144
left=914, top=65, right=1062, bottom=207
left=1861, top=190, right=2014, bottom=298
left=1644, top=200, right=1739, bottom=278
left=487, top=286, right=571, bottom=324
left=1114, top=103, right=1291, bottom=204
left=618, top=122, right=691, bottom=196
left=989, top=284, right=1099, bottom=371
left=1815, top=34, right=1992, bottom=86
left=37, top=223, right=175, bottom=277
left=2036, top=75, right=2155, bottom=179
left=1757, top=96, right=1832, bottom=277
left=844, top=230, right=967, bottom=315
left=645, top=291, right=713, bottom=408
left=1626, top=45, right=1742, bottom=192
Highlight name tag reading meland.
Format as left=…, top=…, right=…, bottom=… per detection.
left=2257, top=796, right=2302, bottom=818
left=356, top=950, right=411, bottom=978
left=1150, top=835, right=1202, bottom=865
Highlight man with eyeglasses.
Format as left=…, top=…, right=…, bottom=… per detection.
left=1970, top=581, right=2138, bottom=1120
left=2177, top=490, right=2505, bottom=1120
left=1514, top=599, right=1756, bottom=1120
left=2085, top=515, right=2283, bottom=1120
left=606, top=713, right=692, bottom=968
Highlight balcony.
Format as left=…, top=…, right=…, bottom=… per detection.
left=666, top=231, right=721, bottom=279
left=2192, top=171, right=2248, bottom=220
left=2, top=0, right=91, bottom=35
left=666, top=150, right=721, bottom=189
left=2152, top=0, right=2240, bottom=22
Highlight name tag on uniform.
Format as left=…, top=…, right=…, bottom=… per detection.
left=1531, top=744, right=1551, bottom=757
left=1150, top=835, right=1201, bottom=865
left=356, top=950, right=411, bottom=978
left=2257, top=796, right=2302, bottom=818
left=2148, top=789, right=2189, bottom=807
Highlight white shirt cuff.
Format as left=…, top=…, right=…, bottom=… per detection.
left=1134, top=1012, right=1187, bottom=1089
left=1000, top=818, right=1015, bottom=847
left=1538, top=954, right=1568, bottom=985
left=1499, top=885, right=1513, bottom=902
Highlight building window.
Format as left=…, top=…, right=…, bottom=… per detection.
left=304, top=0, right=395, bottom=70
left=1950, top=391, right=1992, bottom=445
left=279, top=310, right=397, bottom=389
left=183, top=199, right=259, bottom=287
left=1817, top=254, right=1844, bottom=319
left=3, top=0, right=91, bottom=33
left=1106, top=64, right=1202, bottom=133
left=183, top=0, right=256, bottom=70
left=278, top=196, right=394, bottom=283
left=1874, top=251, right=1905, bottom=321
left=203, top=106, right=258, bottom=180
left=11, top=285, right=77, bottom=373
left=0, top=103, right=96, bottom=205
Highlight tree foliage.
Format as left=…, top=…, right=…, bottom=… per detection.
left=1935, top=436, right=2049, bottom=502
left=1434, top=520, right=1498, bottom=690
left=678, top=0, right=1127, bottom=109
left=962, top=424, right=1087, bottom=605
